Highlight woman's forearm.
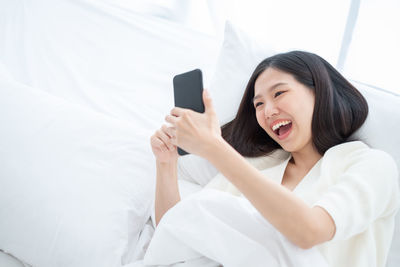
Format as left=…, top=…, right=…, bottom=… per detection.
left=203, top=137, right=332, bottom=248
left=155, top=161, right=181, bottom=226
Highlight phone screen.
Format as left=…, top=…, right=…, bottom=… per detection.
left=173, top=69, right=204, bottom=155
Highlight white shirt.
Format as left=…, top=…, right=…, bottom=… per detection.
left=205, top=141, right=400, bottom=267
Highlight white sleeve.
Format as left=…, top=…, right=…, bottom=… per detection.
left=313, top=150, right=399, bottom=241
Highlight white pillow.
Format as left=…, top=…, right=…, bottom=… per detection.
left=0, top=0, right=220, bottom=129
left=177, top=155, right=219, bottom=187
left=351, top=82, right=400, bottom=171
left=0, top=250, right=25, bottom=267
left=351, top=82, right=400, bottom=267
left=0, top=74, right=155, bottom=267
left=209, top=21, right=276, bottom=124
left=208, top=21, right=400, bottom=267
left=0, top=1, right=222, bottom=266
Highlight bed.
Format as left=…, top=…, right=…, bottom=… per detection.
left=1, top=0, right=399, bottom=266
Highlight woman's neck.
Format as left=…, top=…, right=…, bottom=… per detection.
left=290, top=144, right=322, bottom=171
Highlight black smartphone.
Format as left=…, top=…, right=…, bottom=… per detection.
left=173, top=69, right=204, bottom=156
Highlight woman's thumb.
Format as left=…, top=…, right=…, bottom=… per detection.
left=203, top=89, right=214, bottom=113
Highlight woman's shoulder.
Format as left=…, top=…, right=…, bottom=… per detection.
left=322, top=141, right=398, bottom=177
left=325, top=140, right=392, bottom=157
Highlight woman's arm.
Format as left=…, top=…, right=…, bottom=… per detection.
left=150, top=124, right=181, bottom=226
left=155, top=161, right=181, bottom=226
left=204, top=137, right=335, bottom=249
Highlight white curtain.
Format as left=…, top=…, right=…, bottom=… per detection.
left=343, top=0, right=400, bottom=94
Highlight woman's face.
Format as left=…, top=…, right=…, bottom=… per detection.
left=253, top=68, right=315, bottom=153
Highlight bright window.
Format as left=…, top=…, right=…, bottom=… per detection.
left=343, top=0, right=400, bottom=94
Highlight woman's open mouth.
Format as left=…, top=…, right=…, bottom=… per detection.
left=272, top=120, right=293, bottom=140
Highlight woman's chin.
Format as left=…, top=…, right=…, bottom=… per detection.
left=276, top=141, right=296, bottom=153
left=280, top=146, right=293, bottom=153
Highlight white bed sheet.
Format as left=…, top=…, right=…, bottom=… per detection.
left=130, top=188, right=330, bottom=267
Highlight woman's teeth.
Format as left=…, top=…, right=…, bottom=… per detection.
left=272, top=120, right=292, bottom=131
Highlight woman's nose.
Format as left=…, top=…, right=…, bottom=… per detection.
left=264, top=104, right=279, bottom=119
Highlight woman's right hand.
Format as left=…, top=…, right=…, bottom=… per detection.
left=150, top=124, right=178, bottom=164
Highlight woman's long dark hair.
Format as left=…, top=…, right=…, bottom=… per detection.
left=221, top=51, right=369, bottom=157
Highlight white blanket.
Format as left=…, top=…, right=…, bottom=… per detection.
left=130, top=189, right=329, bottom=267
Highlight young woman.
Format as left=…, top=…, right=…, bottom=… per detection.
left=149, top=51, right=399, bottom=267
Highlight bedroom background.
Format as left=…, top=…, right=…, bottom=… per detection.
left=0, top=0, right=399, bottom=267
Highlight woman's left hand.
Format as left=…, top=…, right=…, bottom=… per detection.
left=165, top=89, right=222, bottom=158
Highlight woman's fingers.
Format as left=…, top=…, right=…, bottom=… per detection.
left=164, top=127, right=179, bottom=147
left=170, top=107, right=186, bottom=117
left=165, top=114, right=178, bottom=125
left=151, top=134, right=168, bottom=153
left=202, top=89, right=216, bottom=115
left=161, top=124, right=174, bottom=138
left=156, top=137, right=169, bottom=153
left=167, top=108, right=194, bottom=125
left=157, top=126, right=176, bottom=150
left=156, top=131, right=172, bottom=151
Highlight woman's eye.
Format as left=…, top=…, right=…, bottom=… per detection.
left=274, top=91, right=285, bottom=98
left=255, top=102, right=263, bottom=107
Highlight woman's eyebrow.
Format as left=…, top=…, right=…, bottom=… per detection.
left=253, top=82, right=288, bottom=102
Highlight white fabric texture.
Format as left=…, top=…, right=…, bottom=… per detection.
left=204, top=141, right=399, bottom=267
left=208, top=21, right=400, bottom=267
left=0, top=0, right=219, bottom=127
left=311, top=143, right=399, bottom=267
left=143, top=189, right=329, bottom=267
left=209, top=21, right=276, bottom=124
left=131, top=180, right=205, bottom=267
left=177, top=154, right=219, bottom=186
left=0, top=70, right=155, bottom=267
left=0, top=250, right=26, bottom=267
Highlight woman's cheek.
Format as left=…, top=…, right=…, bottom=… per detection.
left=255, top=111, right=266, bottom=130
